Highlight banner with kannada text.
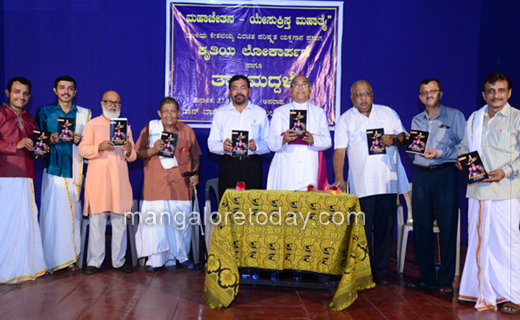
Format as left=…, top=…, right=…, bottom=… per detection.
left=166, top=0, right=343, bottom=128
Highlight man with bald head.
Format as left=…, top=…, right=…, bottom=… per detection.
left=333, top=80, right=409, bottom=286
left=267, top=75, right=331, bottom=190
left=79, top=90, right=137, bottom=274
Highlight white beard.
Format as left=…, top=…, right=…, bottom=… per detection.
left=103, top=107, right=121, bottom=119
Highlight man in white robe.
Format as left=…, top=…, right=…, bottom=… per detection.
left=457, top=72, right=520, bottom=314
left=267, top=75, right=332, bottom=191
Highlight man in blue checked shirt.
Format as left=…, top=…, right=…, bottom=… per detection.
left=406, top=78, right=465, bottom=295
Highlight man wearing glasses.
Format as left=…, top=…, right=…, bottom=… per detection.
left=36, top=76, right=91, bottom=273
left=79, top=91, right=136, bottom=274
left=457, top=72, right=520, bottom=313
left=406, top=78, right=465, bottom=294
left=267, top=75, right=331, bottom=191
left=333, top=80, right=409, bottom=286
left=208, top=75, right=270, bottom=199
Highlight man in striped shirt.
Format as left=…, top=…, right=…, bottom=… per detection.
left=457, top=72, right=520, bottom=314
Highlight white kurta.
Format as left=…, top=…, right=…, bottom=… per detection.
left=40, top=106, right=90, bottom=271
left=267, top=101, right=331, bottom=191
left=334, top=104, right=409, bottom=198
left=136, top=200, right=192, bottom=267
left=0, top=178, right=47, bottom=284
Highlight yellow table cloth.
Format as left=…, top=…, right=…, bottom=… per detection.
left=203, top=189, right=375, bottom=310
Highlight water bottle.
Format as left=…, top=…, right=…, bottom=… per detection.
left=241, top=269, right=251, bottom=279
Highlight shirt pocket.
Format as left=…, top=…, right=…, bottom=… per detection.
left=434, top=127, right=451, bottom=145
left=176, top=144, right=191, bottom=165
left=490, top=129, right=515, bottom=154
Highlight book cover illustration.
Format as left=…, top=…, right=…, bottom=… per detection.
left=289, top=110, right=307, bottom=137
left=31, top=129, right=51, bottom=158
left=110, top=118, right=128, bottom=146
left=366, top=128, right=386, bottom=155
left=158, top=131, right=178, bottom=158
left=57, top=117, right=75, bottom=144
left=457, top=151, right=489, bottom=184
left=231, top=130, right=248, bottom=157
left=406, top=130, right=429, bottom=154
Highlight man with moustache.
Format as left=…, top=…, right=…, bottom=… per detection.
left=457, top=72, right=520, bottom=314
left=267, top=75, right=331, bottom=191
left=36, top=76, right=91, bottom=273
left=134, top=97, right=201, bottom=271
left=333, top=80, right=409, bottom=286
left=79, top=91, right=136, bottom=274
left=208, top=75, right=270, bottom=199
left=406, top=78, right=465, bottom=294
left=0, top=77, right=47, bottom=283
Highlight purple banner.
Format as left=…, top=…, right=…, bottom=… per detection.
left=166, top=1, right=343, bottom=128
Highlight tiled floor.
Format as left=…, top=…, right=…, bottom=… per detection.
left=0, top=242, right=512, bottom=319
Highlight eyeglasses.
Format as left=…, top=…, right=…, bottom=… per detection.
left=291, top=83, right=310, bottom=88
left=420, top=89, right=440, bottom=96
left=352, top=91, right=372, bottom=98
left=102, top=100, right=122, bottom=106
left=230, top=86, right=248, bottom=91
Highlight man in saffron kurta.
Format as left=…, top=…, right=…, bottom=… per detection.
left=0, top=77, right=47, bottom=284
left=79, top=90, right=137, bottom=274
left=134, top=97, right=201, bottom=271
left=36, top=76, right=91, bottom=272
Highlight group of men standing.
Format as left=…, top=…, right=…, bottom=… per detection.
left=0, top=72, right=518, bottom=314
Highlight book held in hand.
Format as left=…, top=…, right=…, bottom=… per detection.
left=31, top=129, right=51, bottom=158
left=289, top=110, right=307, bottom=137
left=231, top=130, right=248, bottom=157
left=159, top=131, right=178, bottom=158
left=110, top=118, right=128, bottom=146
left=406, top=130, right=429, bottom=154
left=366, top=128, right=386, bottom=155
left=457, top=151, right=489, bottom=184
left=57, top=117, right=75, bottom=144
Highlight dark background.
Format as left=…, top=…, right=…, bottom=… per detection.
left=2, top=0, right=519, bottom=243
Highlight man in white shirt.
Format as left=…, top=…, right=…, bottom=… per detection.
left=333, top=80, right=409, bottom=286
left=267, top=75, right=331, bottom=190
left=208, top=75, right=270, bottom=199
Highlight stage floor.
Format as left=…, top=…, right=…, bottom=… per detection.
left=0, top=242, right=511, bottom=320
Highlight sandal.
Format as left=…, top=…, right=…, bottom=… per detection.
left=438, top=284, right=454, bottom=295
left=114, top=265, right=133, bottom=273
left=83, top=266, right=99, bottom=275
left=407, top=279, right=438, bottom=290
left=501, top=302, right=520, bottom=314
left=180, top=260, right=197, bottom=270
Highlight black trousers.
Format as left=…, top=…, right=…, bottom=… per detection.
left=218, top=156, right=263, bottom=200
left=412, top=166, right=458, bottom=285
left=359, top=193, right=397, bottom=275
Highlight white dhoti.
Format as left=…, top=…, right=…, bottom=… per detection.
left=87, top=212, right=128, bottom=268
left=0, top=178, right=47, bottom=284
left=39, top=170, right=81, bottom=271
left=459, top=198, right=520, bottom=310
left=136, top=200, right=192, bottom=267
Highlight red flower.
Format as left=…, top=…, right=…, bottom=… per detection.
left=236, top=181, right=246, bottom=191
left=307, top=184, right=316, bottom=192
left=181, top=147, right=188, bottom=152
left=331, top=186, right=340, bottom=194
